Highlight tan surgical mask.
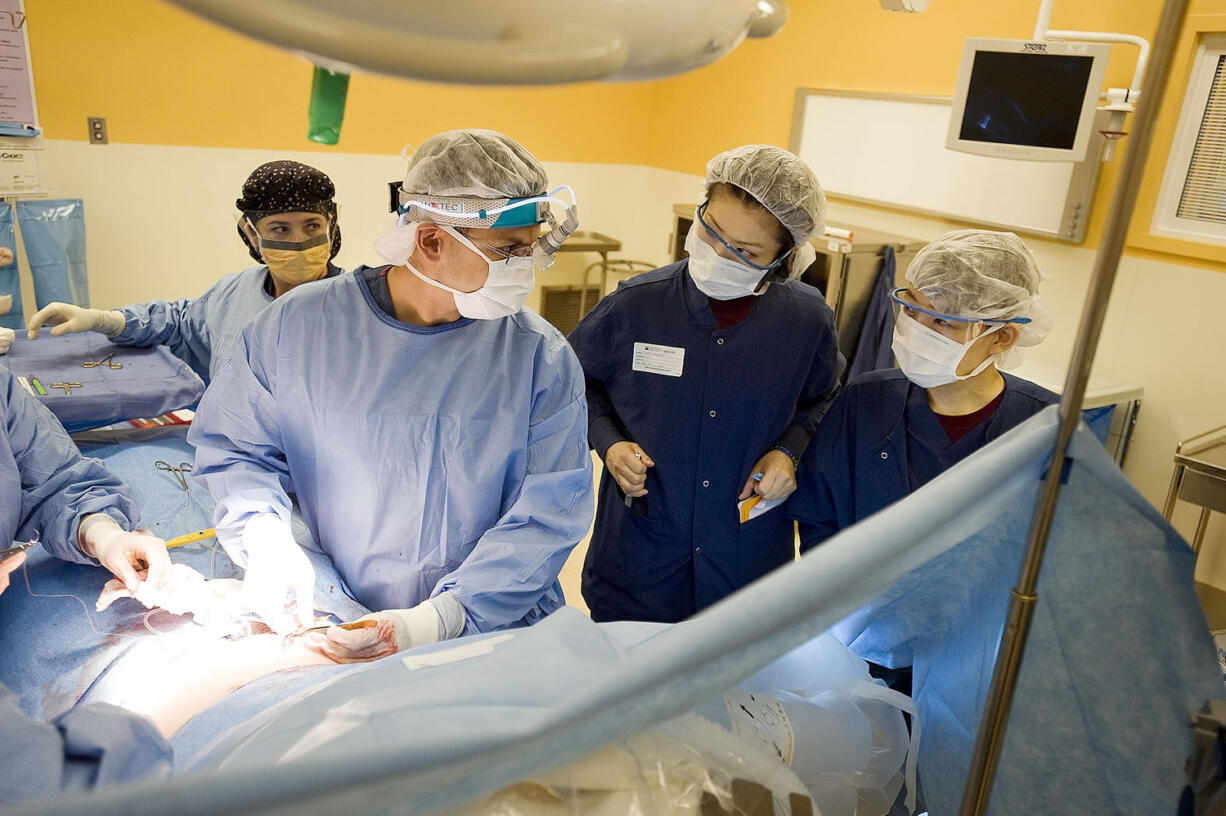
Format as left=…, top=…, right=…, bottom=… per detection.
left=249, top=220, right=331, bottom=285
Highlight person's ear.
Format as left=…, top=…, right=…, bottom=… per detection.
left=993, top=324, right=1020, bottom=352
left=415, top=224, right=446, bottom=264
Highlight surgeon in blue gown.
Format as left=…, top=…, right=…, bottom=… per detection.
left=791, top=229, right=1057, bottom=548
left=189, top=129, right=593, bottom=661
left=0, top=367, right=173, bottom=803
left=25, top=161, right=344, bottom=383
left=568, top=145, right=842, bottom=624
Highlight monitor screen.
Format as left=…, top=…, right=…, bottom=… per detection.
left=958, top=51, right=1096, bottom=150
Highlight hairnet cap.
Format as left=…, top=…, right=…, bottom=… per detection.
left=402, top=129, right=548, bottom=199
left=235, top=161, right=340, bottom=263
left=236, top=161, right=336, bottom=216
left=905, top=229, right=1053, bottom=363
left=706, top=145, right=827, bottom=249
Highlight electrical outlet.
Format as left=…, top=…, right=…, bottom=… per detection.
left=87, top=117, right=107, bottom=144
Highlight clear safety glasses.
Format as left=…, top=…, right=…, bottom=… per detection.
left=889, top=287, right=1032, bottom=325
left=458, top=232, right=537, bottom=261
left=695, top=201, right=792, bottom=272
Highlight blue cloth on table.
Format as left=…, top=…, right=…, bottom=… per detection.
left=73, top=426, right=214, bottom=543
left=16, top=200, right=89, bottom=310
left=0, top=333, right=204, bottom=432
left=0, top=202, right=23, bottom=330
left=10, top=409, right=1219, bottom=816
left=845, top=246, right=897, bottom=381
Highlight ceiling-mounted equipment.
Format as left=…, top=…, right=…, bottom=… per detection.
left=946, top=38, right=1111, bottom=163
left=163, top=0, right=790, bottom=85
left=879, top=0, right=930, bottom=12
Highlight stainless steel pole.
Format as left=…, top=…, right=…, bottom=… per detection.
left=958, top=1, right=1191, bottom=813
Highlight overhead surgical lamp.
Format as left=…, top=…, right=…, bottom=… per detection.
left=164, top=0, right=790, bottom=142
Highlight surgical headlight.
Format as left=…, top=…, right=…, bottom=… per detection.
left=395, top=186, right=579, bottom=271
left=397, top=186, right=576, bottom=230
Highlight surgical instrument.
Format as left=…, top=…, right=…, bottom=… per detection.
left=81, top=352, right=123, bottom=370
left=0, top=538, right=37, bottom=561
left=49, top=382, right=83, bottom=396
left=282, top=618, right=377, bottom=646
left=166, top=528, right=216, bottom=549
left=155, top=460, right=193, bottom=490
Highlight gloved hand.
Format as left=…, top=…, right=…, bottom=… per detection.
left=605, top=440, right=653, bottom=498
left=78, top=513, right=172, bottom=592
left=738, top=449, right=798, bottom=502
left=27, top=302, right=126, bottom=339
left=307, top=593, right=466, bottom=664
left=0, top=327, right=13, bottom=354
left=240, top=513, right=315, bottom=636
left=0, top=549, right=25, bottom=596
left=0, top=247, right=12, bottom=266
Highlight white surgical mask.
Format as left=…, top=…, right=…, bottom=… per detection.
left=403, top=225, right=534, bottom=320
left=891, top=311, right=1004, bottom=388
left=684, top=225, right=769, bottom=301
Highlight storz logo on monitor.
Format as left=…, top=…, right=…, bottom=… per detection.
left=1022, top=42, right=1048, bottom=52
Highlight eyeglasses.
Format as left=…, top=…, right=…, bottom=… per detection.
left=695, top=201, right=791, bottom=272
left=889, top=287, right=1031, bottom=325
left=458, top=231, right=536, bottom=261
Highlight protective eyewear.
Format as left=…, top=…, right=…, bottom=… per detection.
left=889, top=287, right=1032, bottom=325
left=695, top=201, right=792, bottom=272
left=246, top=218, right=331, bottom=251
left=457, top=231, right=536, bottom=261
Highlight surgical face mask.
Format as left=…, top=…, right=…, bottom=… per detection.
left=249, top=219, right=331, bottom=285
left=404, top=225, right=535, bottom=320
left=685, top=225, right=770, bottom=300
left=891, top=311, right=1004, bottom=388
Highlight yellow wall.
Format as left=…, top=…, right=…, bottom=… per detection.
left=27, top=0, right=1226, bottom=270
left=640, top=0, right=1221, bottom=270
left=27, top=0, right=653, bottom=163
left=644, top=1, right=1161, bottom=173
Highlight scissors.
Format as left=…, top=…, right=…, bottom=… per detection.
left=81, top=352, right=122, bottom=370
left=155, top=460, right=193, bottom=490
left=282, top=618, right=377, bottom=647
left=0, top=531, right=39, bottom=561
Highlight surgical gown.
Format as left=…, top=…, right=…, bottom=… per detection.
left=188, top=267, right=594, bottom=634
left=0, top=367, right=170, bottom=803
left=111, top=264, right=340, bottom=383
left=0, top=366, right=140, bottom=562
left=791, top=368, right=1057, bottom=549
left=568, top=260, right=842, bottom=623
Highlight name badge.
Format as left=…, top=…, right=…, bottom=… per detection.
left=632, top=342, right=684, bottom=377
